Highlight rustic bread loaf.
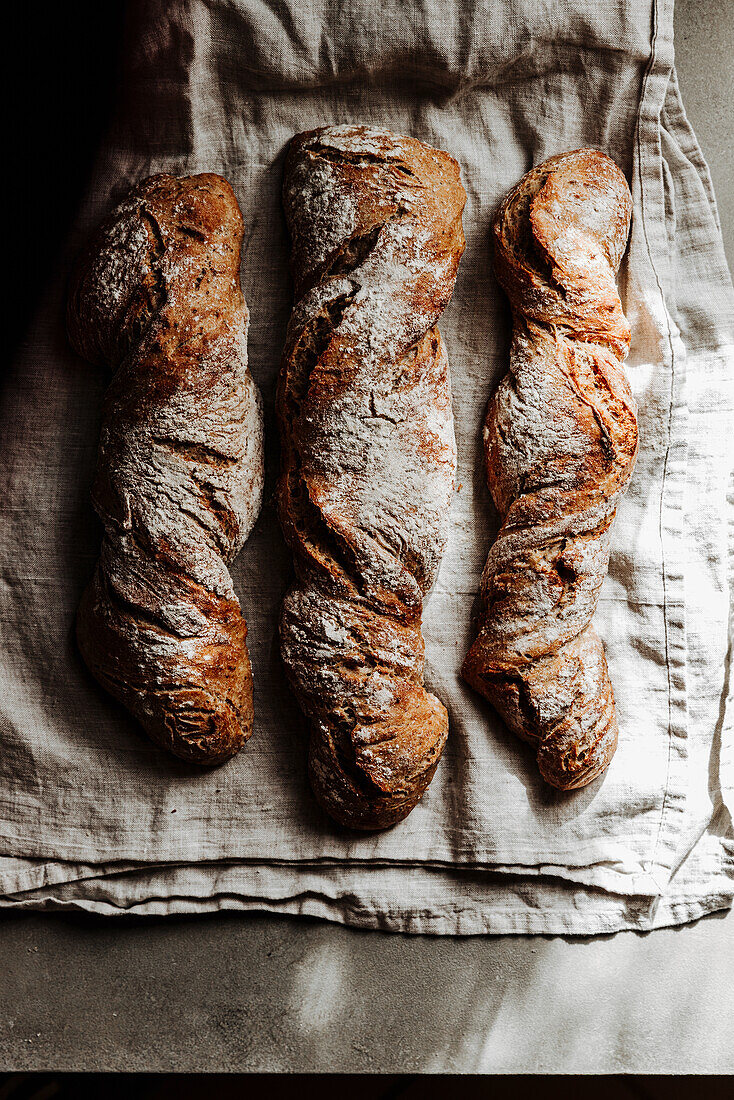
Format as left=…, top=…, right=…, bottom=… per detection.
left=68, top=173, right=264, bottom=765
left=278, top=125, right=466, bottom=829
left=462, top=150, right=637, bottom=790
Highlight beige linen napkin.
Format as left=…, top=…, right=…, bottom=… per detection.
left=0, top=0, right=731, bottom=932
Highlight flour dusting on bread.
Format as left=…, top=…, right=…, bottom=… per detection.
left=278, top=125, right=466, bottom=829
left=462, top=149, right=637, bottom=790
left=68, top=173, right=264, bottom=765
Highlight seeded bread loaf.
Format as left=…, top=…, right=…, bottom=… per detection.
left=277, top=125, right=466, bottom=829
left=68, top=173, right=264, bottom=764
left=462, top=149, right=637, bottom=790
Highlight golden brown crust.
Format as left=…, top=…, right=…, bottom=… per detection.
left=462, top=149, right=637, bottom=791
left=277, top=125, right=466, bottom=829
left=68, top=173, right=264, bottom=765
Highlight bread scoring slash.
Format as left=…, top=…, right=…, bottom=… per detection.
left=278, top=125, right=467, bottom=829
left=68, top=173, right=264, bottom=764
left=462, top=150, right=637, bottom=790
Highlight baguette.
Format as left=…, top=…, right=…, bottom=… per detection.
left=68, top=173, right=264, bottom=764
left=462, top=150, right=637, bottom=790
left=277, top=125, right=466, bottom=829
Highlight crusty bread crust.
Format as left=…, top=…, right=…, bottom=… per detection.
left=278, top=125, right=466, bottom=829
left=68, top=173, right=264, bottom=765
left=462, top=150, right=637, bottom=790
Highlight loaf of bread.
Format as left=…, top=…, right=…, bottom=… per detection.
left=68, top=173, right=264, bottom=764
left=277, top=125, right=466, bottom=829
left=462, top=150, right=637, bottom=790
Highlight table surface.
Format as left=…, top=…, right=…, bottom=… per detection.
left=3, top=0, right=733, bottom=1075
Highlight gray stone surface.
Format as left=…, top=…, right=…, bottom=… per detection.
left=1, top=0, right=732, bottom=1074
left=676, top=0, right=734, bottom=266
left=0, top=909, right=733, bottom=1072
left=4, top=910, right=734, bottom=1073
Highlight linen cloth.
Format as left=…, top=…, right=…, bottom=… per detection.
left=0, top=0, right=731, bottom=933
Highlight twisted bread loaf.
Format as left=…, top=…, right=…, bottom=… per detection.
left=68, top=173, right=264, bottom=764
left=278, top=125, right=466, bottom=829
left=462, top=150, right=637, bottom=790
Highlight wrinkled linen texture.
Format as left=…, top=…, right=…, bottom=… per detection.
left=0, top=0, right=732, bottom=933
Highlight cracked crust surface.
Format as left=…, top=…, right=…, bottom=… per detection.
left=278, top=125, right=466, bottom=829
left=462, top=149, right=637, bottom=790
left=68, top=173, right=264, bottom=765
